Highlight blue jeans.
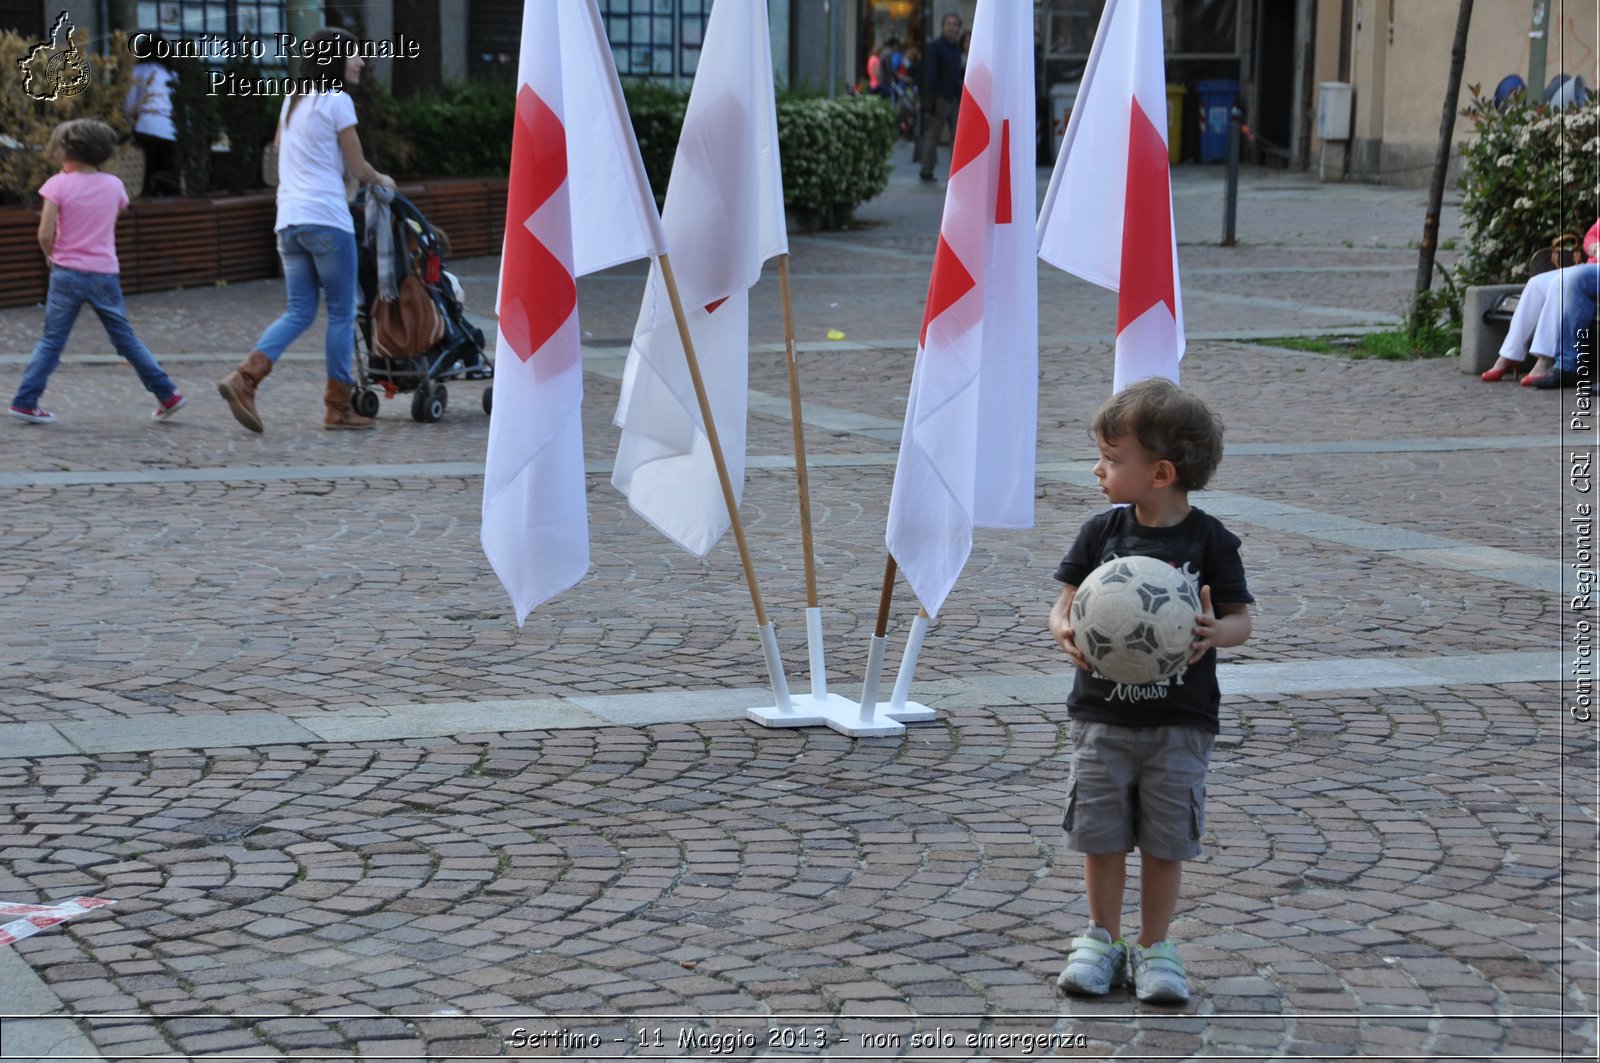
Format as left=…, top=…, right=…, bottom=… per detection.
left=13, top=267, right=176, bottom=408
left=1559, top=263, right=1600, bottom=373
left=253, top=224, right=358, bottom=384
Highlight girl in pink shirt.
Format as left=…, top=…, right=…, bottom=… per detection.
left=9, top=119, right=184, bottom=424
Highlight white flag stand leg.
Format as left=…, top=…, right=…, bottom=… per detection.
left=876, top=611, right=937, bottom=722
left=748, top=608, right=860, bottom=728
left=822, top=633, right=905, bottom=738
left=807, top=606, right=828, bottom=697
left=758, top=622, right=792, bottom=713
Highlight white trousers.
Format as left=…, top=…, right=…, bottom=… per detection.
left=1498, top=267, right=1571, bottom=361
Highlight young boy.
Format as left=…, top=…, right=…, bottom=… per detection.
left=1047, top=378, right=1252, bottom=1004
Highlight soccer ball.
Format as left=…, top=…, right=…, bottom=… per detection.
left=1070, top=555, right=1201, bottom=686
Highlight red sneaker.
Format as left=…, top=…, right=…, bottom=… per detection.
left=153, top=391, right=187, bottom=421
left=9, top=404, right=57, bottom=424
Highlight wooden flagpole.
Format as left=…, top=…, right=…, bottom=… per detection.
left=777, top=254, right=819, bottom=608
left=774, top=252, right=840, bottom=710
left=655, top=251, right=791, bottom=712
left=749, top=252, right=863, bottom=730
left=872, top=554, right=897, bottom=640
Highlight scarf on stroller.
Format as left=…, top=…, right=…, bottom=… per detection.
left=363, top=183, right=399, bottom=301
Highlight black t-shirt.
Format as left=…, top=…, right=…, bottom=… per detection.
left=1053, top=506, right=1253, bottom=734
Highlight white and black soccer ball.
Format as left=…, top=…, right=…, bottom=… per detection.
left=1070, top=555, right=1201, bottom=686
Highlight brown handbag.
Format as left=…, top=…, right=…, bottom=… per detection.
left=1529, top=233, right=1586, bottom=274
left=370, top=272, right=444, bottom=361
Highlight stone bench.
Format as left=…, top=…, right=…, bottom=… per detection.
left=1460, top=283, right=1522, bottom=374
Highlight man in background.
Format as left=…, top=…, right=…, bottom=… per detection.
left=918, top=12, right=964, bottom=182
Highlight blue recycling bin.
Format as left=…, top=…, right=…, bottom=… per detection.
left=1196, top=79, right=1239, bottom=163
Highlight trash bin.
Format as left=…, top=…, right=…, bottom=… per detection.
left=1196, top=79, right=1238, bottom=163
left=1165, top=83, right=1186, bottom=163
left=1049, top=82, right=1079, bottom=160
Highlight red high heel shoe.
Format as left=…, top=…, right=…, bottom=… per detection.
left=1481, top=364, right=1518, bottom=381
left=1521, top=372, right=1546, bottom=387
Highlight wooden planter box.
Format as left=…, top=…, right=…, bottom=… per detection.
left=0, top=177, right=508, bottom=310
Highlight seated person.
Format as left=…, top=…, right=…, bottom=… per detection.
left=1543, top=261, right=1600, bottom=389
left=1481, top=218, right=1600, bottom=385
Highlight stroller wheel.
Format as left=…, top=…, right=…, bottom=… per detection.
left=482, top=386, right=492, bottom=415
left=351, top=388, right=380, bottom=419
left=412, top=383, right=447, bottom=423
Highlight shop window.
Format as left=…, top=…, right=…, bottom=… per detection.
left=600, top=0, right=708, bottom=79
left=137, top=0, right=285, bottom=45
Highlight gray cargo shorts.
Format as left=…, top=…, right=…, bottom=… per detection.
left=1063, top=720, right=1215, bottom=861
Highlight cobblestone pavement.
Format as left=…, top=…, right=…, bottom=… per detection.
left=0, top=146, right=1593, bottom=1061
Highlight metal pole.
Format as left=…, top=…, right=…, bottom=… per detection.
left=1222, top=106, right=1240, bottom=247
left=1528, top=0, right=1551, bottom=98
left=826, top=0, right=840, bottom=95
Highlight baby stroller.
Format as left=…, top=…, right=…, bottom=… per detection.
left=351, top=188, right=492, bottom=423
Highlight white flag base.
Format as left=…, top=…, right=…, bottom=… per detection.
left=747, top=613, right=936, bottom=737
left=749, top=607, right=847, bottom=728
left=882, top=611, right=936, bottom=723
left=747, top=690, right=862, bottom=729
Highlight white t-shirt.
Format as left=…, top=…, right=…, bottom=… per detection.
left=274, top=90, right=359, bottom=233
left=125, top=62, right=176, bottom=141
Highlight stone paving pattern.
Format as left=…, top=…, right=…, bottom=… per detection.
left=0, top=147, right=1593, bottom=1059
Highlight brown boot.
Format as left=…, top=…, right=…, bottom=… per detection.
left=217, top=351, right=272, bottom=433
left=323, top=379, right=376, bottom=430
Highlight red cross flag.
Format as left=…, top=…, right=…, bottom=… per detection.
left=0, top=897, right=115, bottom=945
left=1037, top=0, right=1184, bottom=392
left=884, top=0, right=1038, bottom=619
left=611, top=0, right=787, bottom=556
left=481, top=0, right=666, bottom=623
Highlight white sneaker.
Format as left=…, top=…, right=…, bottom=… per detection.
left=1056, top=924, right=1126, bottom=996
left=1127, top=940, right=1190, bottom=1004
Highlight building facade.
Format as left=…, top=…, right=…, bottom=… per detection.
left=7, top=0, right=1595, bottom=185
left=1312, top=0, right=1599, bottom=185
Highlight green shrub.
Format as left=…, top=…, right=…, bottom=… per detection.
left=347, top=77, right=418, bottom=178
left=622, top=82, right=896, bottom=229
left=622, top=79, right=688, bottom=206
left=167, top=57, right=221, bottom=196
left=1456, top=89, right=1600, bottom=290
left=382, top=80, right=504, bottom=178
left=210, top=56, right=278, bottom=193
left=776, top=93, right=896, bottom=229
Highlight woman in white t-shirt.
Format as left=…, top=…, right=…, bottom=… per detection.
left=218, top=25, right=395, bottom=432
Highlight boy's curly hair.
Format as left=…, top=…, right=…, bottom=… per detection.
left=47, top=118, right=119, bottom=167
left=1090, top=377, right=1224, bottom=491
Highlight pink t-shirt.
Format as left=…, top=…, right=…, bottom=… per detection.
left=40, top=170, right=127, bottom=274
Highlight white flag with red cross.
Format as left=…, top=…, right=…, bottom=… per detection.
left=611, top=0, right=787, bottom=557
left=1037, top=0, right=1184, bottom=393
left=481, top=0, right=666, bottom=624
left=884, top=0, right=1038, bottom=619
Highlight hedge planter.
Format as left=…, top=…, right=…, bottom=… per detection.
left=0, top=176, right=509, bottom=310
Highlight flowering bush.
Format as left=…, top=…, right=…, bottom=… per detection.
left=1456, top=90, right=1600, bottom=289
left=0, top=29, right=133, bottom=204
